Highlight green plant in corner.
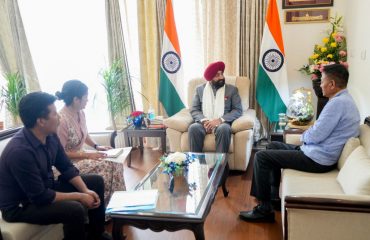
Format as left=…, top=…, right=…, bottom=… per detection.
left=1, top=72, right=27, bottom=126
left=101, top=59, right=131, bottom=131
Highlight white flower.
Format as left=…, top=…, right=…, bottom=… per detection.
left=165, top=152, right=186, bottom=164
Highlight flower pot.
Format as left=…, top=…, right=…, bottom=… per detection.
left=312, top=79, right=329, bottom=119
left=168, top=172, right=188, bottom=193
left=133, top=116, right=143, bottom=129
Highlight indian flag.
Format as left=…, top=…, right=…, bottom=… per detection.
left=159, top=0, right=185, bottom=116
left=256, top=0, right=289, bottom=122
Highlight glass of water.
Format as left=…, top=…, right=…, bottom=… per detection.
left=278, top=113, right=287, bottom=132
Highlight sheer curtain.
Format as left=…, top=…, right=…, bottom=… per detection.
left=18, top=0, right=110, bottom=131
left=105, top=0, right=135, bottom=126
left=0, top=0, right=40, bottom=92
left=0, top=0, right=40, bottom=128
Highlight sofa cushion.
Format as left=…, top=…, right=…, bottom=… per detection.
left=282, top=169, right=343, bottom=198
left=0, top=213, right=63, bottom=240
left=359, top=124, right=370, bottom=157
left=337, top=137, right=361, bottom=170
left=337, top=145, right=370, bottom=195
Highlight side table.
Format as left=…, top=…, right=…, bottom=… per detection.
left=270, top=127, right=305, bottom=143
left=122, top=126, right=166, bottom=167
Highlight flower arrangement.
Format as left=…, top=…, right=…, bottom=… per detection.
left=127, top=111, right=145, bottom=126
left=299, top=15, right=348, bottom=80
left=160, top=152, right=195, bottom=176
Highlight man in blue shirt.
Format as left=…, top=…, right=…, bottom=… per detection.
left=239, top=64, right=361, bottom=222
left=0, top=92, right=111, bottom=240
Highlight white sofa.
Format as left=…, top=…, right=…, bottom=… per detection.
left=282, top=123, right=370, bottom=240
left=0, top=130, right=115, bottom=240
left=164, top=76, right=256, bottom=171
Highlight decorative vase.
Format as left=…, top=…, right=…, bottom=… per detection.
left=133, top=116, right=143, bottom=129
left=168, top=171, right=188, bottom=193
left=312, top=79, right=329, bottom=119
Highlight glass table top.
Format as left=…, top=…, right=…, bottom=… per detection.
left=111, top=152, right=226, bottom=219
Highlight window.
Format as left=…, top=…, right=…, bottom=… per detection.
left=18, top=0, right=110, bottom=131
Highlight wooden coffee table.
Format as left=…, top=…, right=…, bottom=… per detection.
left=108, top=152, right=228, bottom=240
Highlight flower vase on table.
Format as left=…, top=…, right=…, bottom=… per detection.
left=160, top=152, right=195, bottom=193
left=127, top=111, right=145, bottom=129
left=312, top=78, right=329, bottom=118
left=299, top=15, right=347, bottom=119
left=133, top=116, right=143, bottom=129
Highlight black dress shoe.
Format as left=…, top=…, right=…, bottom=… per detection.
left=271, top=198, right=281, bottom=211
left=239, top=205, right=275, bottom=223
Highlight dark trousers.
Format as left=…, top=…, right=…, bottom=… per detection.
left=1, top=174, right=105, bottom=240
left=250, top=142, right=336, bottom=201
left=188, top=122, right=231, bottom=153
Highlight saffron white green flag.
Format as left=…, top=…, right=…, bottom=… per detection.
left=159, top=0, right=185, bottom=116
left=256, top=0, right=289, bottom=122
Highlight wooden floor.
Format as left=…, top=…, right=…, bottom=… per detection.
left=106, top=148, right=282, bottom=240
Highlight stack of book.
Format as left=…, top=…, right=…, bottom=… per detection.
left=148, top=116, right=165, bottom=129
left=106, top=189, right=158, bottom=213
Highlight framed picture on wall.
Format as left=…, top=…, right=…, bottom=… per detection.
left=282, top=0, right=334, bottom=9
left=285, top=8, right=330, bottom=24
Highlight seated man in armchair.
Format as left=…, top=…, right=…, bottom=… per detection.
left=239, top=64, right=361, bottom=223
left=188, top=61, right=242, bottom=153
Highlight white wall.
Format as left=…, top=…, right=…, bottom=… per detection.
left=278, top=0, right=347, bottom=115
left=345, top=0, right=370, bottom=121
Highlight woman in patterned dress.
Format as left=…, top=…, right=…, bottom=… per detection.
left=56, top=80, right=125, bottom=204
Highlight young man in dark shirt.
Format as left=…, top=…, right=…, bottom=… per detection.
left=0, top=92, right=111, bottom=240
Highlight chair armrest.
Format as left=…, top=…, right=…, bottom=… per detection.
left=87, top=130, right=116, bottom=148
left=163, top=108, right=193, bottom=132
left=231, top=109, right=255, bottom=133
left=285, top=194, right=370, bottom=212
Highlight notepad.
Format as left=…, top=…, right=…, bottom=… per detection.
left=100, top=148, right=124, bottom=158
left=106, top=189, right=158, bottom=213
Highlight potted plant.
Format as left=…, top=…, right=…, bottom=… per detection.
left=101, top=59, right=131, bottom=131
left=1, top=72, right=27, bottom=127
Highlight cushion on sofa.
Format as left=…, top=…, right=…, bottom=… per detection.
left=359, top=124, right=370, bottom=157
left=282, top=169, right=343, bottom=197
left=337, top=145, right=370, bottom=195
left=337, top=137, right=361, bottom=169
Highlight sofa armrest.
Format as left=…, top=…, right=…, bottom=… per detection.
left=86, top=130, right=116, bottom=148
left=283, top=129, right=304, bottom=145
left=285, top=194, right=370, bottom=212
left=231, top=109, right=255, bottom=133
left=163, top=108, right=193, bottom=132
left=284, top=194, right=370, bottom=240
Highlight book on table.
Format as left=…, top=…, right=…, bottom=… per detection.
left=106, top=189, right=159, bottom=213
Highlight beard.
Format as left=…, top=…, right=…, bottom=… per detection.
left=213, top=79, right=225, bottom=90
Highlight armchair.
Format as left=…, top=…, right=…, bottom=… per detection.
left=164, top=76, right=256, bottom=171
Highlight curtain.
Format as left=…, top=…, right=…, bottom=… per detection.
left=202, top=0, right=240, bottom=75
left=239, top=0, right=269, bottom=139
left=105, top=0, right=135, bottom=119
left=0, top=0, right=40, bottom=92
left=137, top=0, right=162, bottom=114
